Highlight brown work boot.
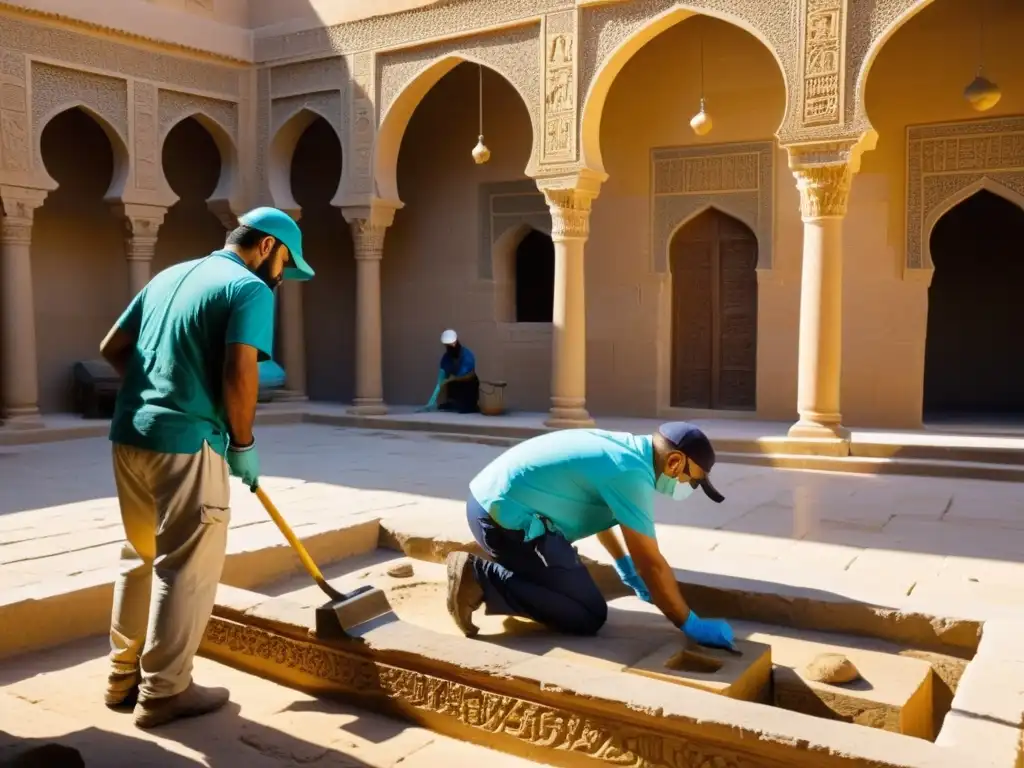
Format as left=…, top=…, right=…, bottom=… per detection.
left=105, top=668, right=140, bottom=709
left=446, top=551, right=484, bottom=637
left=133, top=682, right=230, bottom=729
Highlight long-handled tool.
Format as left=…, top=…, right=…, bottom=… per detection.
left=252, top=486, right=393, bottom=641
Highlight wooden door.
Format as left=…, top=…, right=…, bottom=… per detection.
left=670, top=209, right=758, bottom=410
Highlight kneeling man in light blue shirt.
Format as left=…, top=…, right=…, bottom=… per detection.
left=446, top=422, right=735, bottom=649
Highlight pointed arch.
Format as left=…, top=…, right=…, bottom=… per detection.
left=665, top=201, right=760, bottom=269
left=375, top=55, right=540, bottom=203
left=855, top=0, right=935, bottom=124
left=161, top=111, right=240, bottom=206
left=37, top=105, right=130, bottom=200
left=580, top=6, right=789, bottom=176
left=269, top=107, right=343, bottom=210
left=923, top=177, right=1024, bottom=273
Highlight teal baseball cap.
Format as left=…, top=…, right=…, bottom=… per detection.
left=238, top=206, right=314, bottom=281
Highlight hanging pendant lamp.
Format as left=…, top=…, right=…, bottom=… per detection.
left=472, top=64, right=492, bottom=164
left=964, top=0, right=1001, bottom=112
left=690, top=31, right=713, bottom=136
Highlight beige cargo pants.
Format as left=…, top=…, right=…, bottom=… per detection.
left=109, top=441, right=231, bottom=699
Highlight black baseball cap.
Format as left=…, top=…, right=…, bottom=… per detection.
left=657, top=422, right=725, bottom=504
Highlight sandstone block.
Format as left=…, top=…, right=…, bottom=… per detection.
left=764, top=632, right=934, bottom=739
left=626, top=638, right=772, bottom=702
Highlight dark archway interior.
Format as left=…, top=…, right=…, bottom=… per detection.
left=34, top=108, right=124, bottom=412
left=924, top=189, right=1024, bottom=419
left=514, top=229, right=555, bottom=323
left=153, top=117, right=226, bottom=276
left=669, top=208, right=758, bottom=411
left=290, top=115, right=355, bottom=403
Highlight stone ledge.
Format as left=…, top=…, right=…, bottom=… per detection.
left=0, top=518, right=380, bottom=662
left=199, top=593, right=980, bottom=768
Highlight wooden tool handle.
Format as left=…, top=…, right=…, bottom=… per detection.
left=253, top=486, right=344, bottom=601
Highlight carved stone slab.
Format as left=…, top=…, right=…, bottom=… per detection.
left=652, top=141, right=775, bottom=273
left=906, top=116, right=1024, bottom=273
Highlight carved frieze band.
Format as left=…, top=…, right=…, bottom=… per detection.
left=203, top=618, right=789, bottom=768
left=256, top=0, right=569, bottom=62
left=0, top=14, right=239, bottom=96
left=31, top=61, right=128, bottom=171
left=652, top=141, right=775, bottom=272
left=376, top=25, right=541, bottom=168
left=349, top=52, right=374, bottom=196
left=542, top=11, right=576, bottom=164
left=799, top=0, right=844, bottom=127
left=906, top=116, right=1024, bottom=272
left=0, top=49, right=30, bottom=174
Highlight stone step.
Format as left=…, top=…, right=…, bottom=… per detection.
left=718, top=451, right=1024, bottom=482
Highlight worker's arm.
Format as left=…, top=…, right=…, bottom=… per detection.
left=619, top=526, right=692, bottom=626
left=99, top=290, right=145, bottom=377
left=223, top=343, right=259, bottom=446
left=447, top=348, right=477, bottom=382
left=99, top=324, right=135, bottom=378
left=596, top=528, right=627, bottom=561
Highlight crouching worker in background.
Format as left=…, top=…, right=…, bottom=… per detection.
left=445, top=423, right=736, bottom=649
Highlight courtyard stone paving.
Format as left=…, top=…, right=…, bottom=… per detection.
left=2, top=424, right=1024, bottom=606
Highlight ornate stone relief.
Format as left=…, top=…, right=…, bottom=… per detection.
left=349, top=52, right=374, bottom=197
left=792, top=161, right=851, bottom=219
left=376, top=24, right=541, bottom=165
left=652, top=141, right=774, bottom=272
left=478, top=179, right=550, bottom=280
left=579, top=0, right=795, bottom=137
left=203, top=618, right=789, bottom=768
left=0, top=49, right=30, bottom=174
left=350, top=218, right=388, bottom=260
left=542, top=11, right=577, bottom=165
left=906, top=116, right=1024, bottom=273
left=270, top=93, right=342, bottom=139
left=133, top=81, right=159, bottom=192
left=256, top=0, right=570, bottom=63
left=543, top=186, right=594, bottom=240
left=271, top=58, right=347, bottom=99
left=31, top=62, right=128, bottom=171
left=0, top=14, right=239, bottom=96
left=158, top=89, right=238, bottom=142
left=799, top=0, right=843, bottom=128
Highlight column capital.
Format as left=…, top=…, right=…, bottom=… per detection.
left=113, top=203, right=166, bottom=260
left=539, top=187, right=597, bottom=241
left=344, top=201, right=396, bottom=261
left=784, top=134, right=876, bottom=221
left=0, top=186, right=48, bottom=245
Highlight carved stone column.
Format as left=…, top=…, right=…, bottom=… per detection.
left=0, top=188, right=47, bottom=428
left=344, top=206, right=395, bottom=416
left=542, top=186, right=597, bottom=428
left=787, top=149, right=856, bottom=442
left=116, top=205, right=166, bottom=298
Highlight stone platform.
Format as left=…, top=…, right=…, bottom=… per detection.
left=191, top=548, right=1023, bottom=768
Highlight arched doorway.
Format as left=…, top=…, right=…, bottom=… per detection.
left=924, top=190, right=1024, bottom=419
left=289, top=115, right=352, bottom=403
left=514, top=228, right=554, bottom=323
left=153, top=117, right=226, bottom=274
left=33, top=108, right=125, bottom=412
left=670, top=208, right=758, bottom=410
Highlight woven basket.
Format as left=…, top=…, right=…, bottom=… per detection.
left=479, top=381, right=508, bottom=416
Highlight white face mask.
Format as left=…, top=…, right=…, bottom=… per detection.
left=655, top=473, right=696, bottom=501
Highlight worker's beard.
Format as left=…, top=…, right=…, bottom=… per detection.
left=255, top=258, right=282, bottom=291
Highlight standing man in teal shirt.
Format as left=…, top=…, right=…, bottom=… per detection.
left=98, top=207, right=314, bottom=729
left=447, top=423, right=735, bottom=648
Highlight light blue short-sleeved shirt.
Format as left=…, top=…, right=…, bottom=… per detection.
left=109, top=250, right=275, bottom=456
left=468, top=429, right=657, bottom=543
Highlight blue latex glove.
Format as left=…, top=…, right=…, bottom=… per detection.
left=227, top=439, right=260, bottom=491
left=418, top=372, right=446, bottom=412
left=614, top=556, right=651, bottom=603
left=681, top=611, right=735, bottom=650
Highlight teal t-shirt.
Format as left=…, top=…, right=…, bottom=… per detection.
left=109, top=250, right=275, bottom=456
left=468, top=429, right=657, bottom=543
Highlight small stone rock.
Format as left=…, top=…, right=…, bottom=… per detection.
left=803, top=653, right=861, bottom=684
left=387, top=562, right=414, bottom=578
